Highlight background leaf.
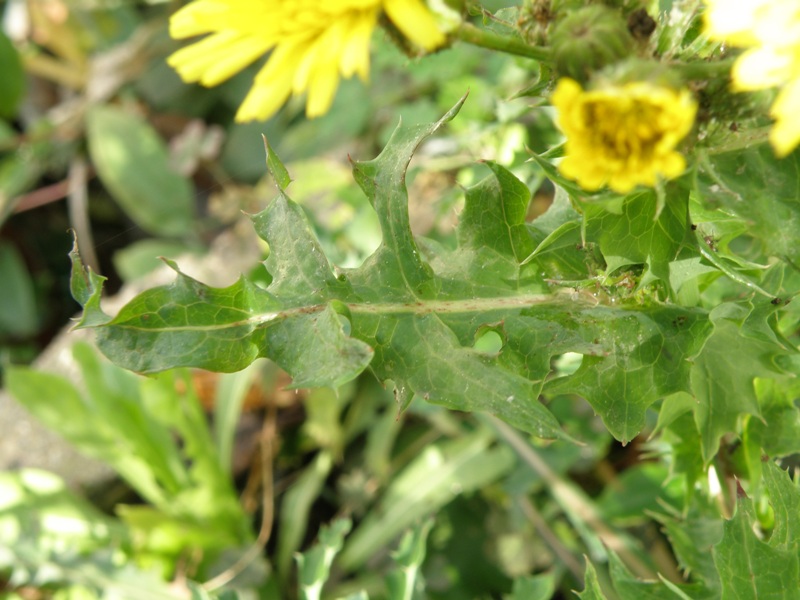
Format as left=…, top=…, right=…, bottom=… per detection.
left=0, top=31, right=24, bottom=118
left=86, top=106, right=194, bottom=237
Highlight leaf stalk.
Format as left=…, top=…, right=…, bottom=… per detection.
left=453, top=22, right=551, bottom=62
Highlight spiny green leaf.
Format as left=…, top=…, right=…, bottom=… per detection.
left=72, top=100, right=717, bottom=442
left=250, top=192, right=351, bottom=304
left=543, top=304, right=710, bottom=443
left=355, top=309, right=566, bottom=439
left=658, top=408, right=705, bottom=500
left=741, top=379, right=800, bottom=490
left=347, top=96, right=467, bottom=301
left=461, top=161, right=534, bottom=260
left=656, top=505, right=723, bottom=591
left=690, top=301, right=789, bottom=462
left=90, top=265, right=276, bottom=373
left=267, top=303, right=373, bottom=389
left=762, top=461, right=800, bottom=555
left=83, top=261, right=372, bottom=385
left=697, top=146, right=800, bottom=263
left=712, top=501, right=799, bottom=600
left=758, top=379, right=800, bottom=459
left=523, top=186, right=587, bottom=280
left=607, top=551, right=712, bottom=600
left=582, top=187, right=689, bottom=285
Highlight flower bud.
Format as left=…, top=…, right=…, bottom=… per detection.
left=550, top=5, right=635, bottom=83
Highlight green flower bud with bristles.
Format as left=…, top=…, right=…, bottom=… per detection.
left=551, top=5, right=635, bottom=84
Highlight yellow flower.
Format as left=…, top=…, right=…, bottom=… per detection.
left=167, top=0, right=446, bottom=122
left=704, top=0, right=800, bottom=157
left=551, top=78, right=697, bottom=193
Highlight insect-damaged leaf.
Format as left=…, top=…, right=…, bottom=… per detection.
left=72, top=98, right=716, bottom=442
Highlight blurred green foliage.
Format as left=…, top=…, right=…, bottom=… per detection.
left=2, top=1, right=800, bottom=600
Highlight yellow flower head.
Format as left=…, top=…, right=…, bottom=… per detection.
left=551, top=78, right=697, bottom=194
left=704, top=0, right=800, bottom=156
left=167, top=0, right=446, bottom=122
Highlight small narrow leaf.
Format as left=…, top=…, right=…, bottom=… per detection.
left=386, top=519, right=434, bottom=600
left=277, top=452, right=334, bottom=578
left=577, top=559, right=609, bottom=600
left=263, top=134, right=292, bottom=191
left=338, top=430, right=514, bottom=571
left=297, top=518, right=352, bottom=600
left=69, top=236, right=111, bottom=328
left=508, top=573, right=557, bottom=600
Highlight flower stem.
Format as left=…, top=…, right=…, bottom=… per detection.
left=453, top=22, right=551, bottom=62
left=671, top=57, right=736, bottom=80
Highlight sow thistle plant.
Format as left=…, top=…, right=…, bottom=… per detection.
left=55, top=0, right=800, bottom=597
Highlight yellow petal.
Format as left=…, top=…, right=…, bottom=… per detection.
left=174, top=34, right=274, bottom=87
left=340, top=10, right=376, bottom=79
left=169, top=1, right=228, bottom=38
left=167, top=30, right=244, bottom=83
left=658, top=152, right=687, bottom=180
left=236, top=80, right=291, bottom=123
left=171, top=0, right=279, bottom=38
left=235, top=43, right=305, bottom=122
left=383, top=0, right=445, bottom=50
left=703, top=0, right=768, bottom=46
left=732, top=47, right=794, bottom=91
left=769, top=78, right=800, bottom=156
left=305, top=25, right=346, bottom=117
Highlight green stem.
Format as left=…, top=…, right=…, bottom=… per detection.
left=453, top=22, right=551, bottom=62
left=671, top=57, right=736, bottom=80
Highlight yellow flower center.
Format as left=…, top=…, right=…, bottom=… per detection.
left=552, top=78, right=696, bottom=193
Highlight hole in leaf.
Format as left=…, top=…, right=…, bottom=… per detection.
left=552, top=352, right=583, bottom=376
left=473, top=329, right=503, bottom=354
